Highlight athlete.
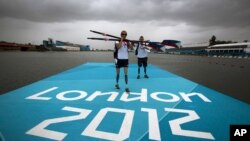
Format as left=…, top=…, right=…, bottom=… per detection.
left=115, top=30, right=133, bottom=92
left=136, top=36, right=149, bottom=79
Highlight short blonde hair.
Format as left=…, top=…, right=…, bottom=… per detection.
left=140, top=36, right=144, bottom=40
left=121, top=30, right=127, bottom=35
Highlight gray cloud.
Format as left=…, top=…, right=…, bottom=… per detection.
left=1, top=0, right=250, bottom=27
left=0, top=0, right=92, bottom=22
left=0, top=0, right=249, bottom=48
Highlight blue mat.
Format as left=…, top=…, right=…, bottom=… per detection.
left=0, top=63, right=249, bottom=141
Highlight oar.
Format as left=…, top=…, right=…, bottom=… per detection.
left=89, top=30, right=151, bottom=45
left=87, top=37, right=120, bottom=41
left=90, top=30, right=150, bottom=43
left=90, top=30, right=120, bottom=39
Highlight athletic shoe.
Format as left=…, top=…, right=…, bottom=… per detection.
left=144, top=74, right=149, bottom=78
left=125, top=88, right=130, bottom=93
left=115, top=84, right=120, bottom=89
left=137, top=75, right=140, bottom=79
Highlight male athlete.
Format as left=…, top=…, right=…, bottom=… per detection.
left=136, top=36, right=149, bottom=79
left=115, top=30, right=133, bottom=92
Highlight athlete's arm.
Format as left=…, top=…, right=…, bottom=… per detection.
left=128, top=41, right=134, bottom=50
left=116, top=37, right=124, bottom=49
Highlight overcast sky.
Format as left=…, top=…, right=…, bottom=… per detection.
left=0, top=0, right=250, bottom=49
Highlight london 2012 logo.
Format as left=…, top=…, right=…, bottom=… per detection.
left=25, top=86, right=215, bottom=140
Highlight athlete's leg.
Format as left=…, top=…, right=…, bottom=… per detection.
left=143, top=58, right=149, bottom=78
left=116, top=68, right=120, bottom=83
left=137, top=58, right=142, bottom=79
left=124, top=67, right=130, bottom=92
left=115, top=67, right=120, bottom=89
left=124, top=67, right=128, bottom=85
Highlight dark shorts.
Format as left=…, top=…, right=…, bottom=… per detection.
left=116, top=59, right=129, bottom=68
left=138, top=57, right=148, bottom=67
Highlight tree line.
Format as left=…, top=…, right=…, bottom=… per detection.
left=209, top=35, right=248, bottom=46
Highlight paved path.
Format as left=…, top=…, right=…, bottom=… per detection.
left=0, top=62, right=249, bottom=140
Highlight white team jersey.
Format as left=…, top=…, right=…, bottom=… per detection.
left=137, top=43, right=148, bottom=58
left=117, top=41, right=129, bottom=59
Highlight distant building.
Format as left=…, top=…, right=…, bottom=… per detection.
left=206, top=42, right=250, bottom=56
left=165, top=42, right=250, bottom=57
left=80, top=45, right=90, bottom=51
left=0, top=41, right=36, bottom=51
left=41, top=38, right=90, bottom=51
left=166, top=46, right=208, bottom=55
left=55, top=40, right=90, bottom=51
